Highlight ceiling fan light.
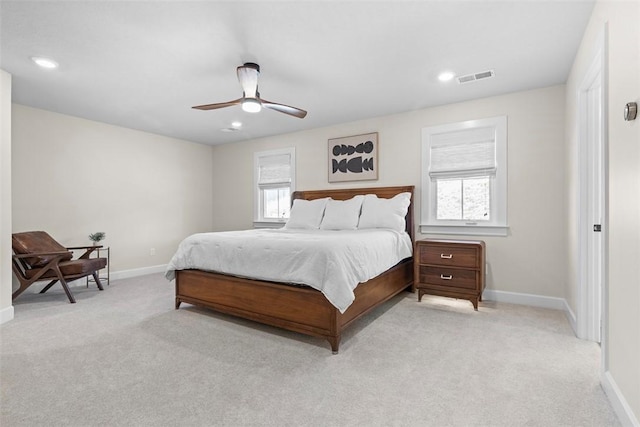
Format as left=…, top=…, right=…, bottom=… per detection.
left=242, top=98, right=262, bottom=113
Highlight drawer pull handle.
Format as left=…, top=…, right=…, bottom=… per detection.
left=440, top=274, right=453, bottom=280
left=440, top=254, right=453, bottom=259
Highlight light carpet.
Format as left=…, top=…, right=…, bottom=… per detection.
left=0, top=273, right=620, bottom=426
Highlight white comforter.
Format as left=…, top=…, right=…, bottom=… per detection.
left=165, top=228, right=413, bottom=313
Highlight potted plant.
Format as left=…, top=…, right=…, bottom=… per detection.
left=88, top=232, right=106, bottom=246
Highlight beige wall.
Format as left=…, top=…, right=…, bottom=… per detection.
left=11, top=105, right=214, bottom=277
left=212, top=85, right=567, bottom=298
left=565, top=0, right=640, bottom=422
left=0, top=70, right=13, bottom=323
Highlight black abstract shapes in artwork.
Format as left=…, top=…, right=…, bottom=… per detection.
left=332, top=157, right=374, bottom=174
left=362, top=140, right=374, bottom=154
left=330, top=139, right=375, bottom=174
left=331, top=140, right=375, bottom=157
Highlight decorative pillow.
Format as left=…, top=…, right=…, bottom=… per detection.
left=357, top=192, right=411, bottom=232
left=320, top=196, right=364, bottom=230
left=284, top=197, right=330, bottom=229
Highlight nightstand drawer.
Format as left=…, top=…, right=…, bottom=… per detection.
left=418, top=266, right=477, bottom=290
left=418, top=245, right=478, bottom=268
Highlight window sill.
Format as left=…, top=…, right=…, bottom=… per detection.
left=253, top=221, right=286, bottom=229
left=419, top=224, right=509, bottom=237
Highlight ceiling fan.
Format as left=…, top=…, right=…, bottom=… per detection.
left=192, top=62, right=307, bottom=119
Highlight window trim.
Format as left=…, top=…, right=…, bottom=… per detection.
left=420, top=116, right=508, bottom=237
left=253, top=147, right=295, bottom=228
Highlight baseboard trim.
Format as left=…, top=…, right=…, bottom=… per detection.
left=602, top=370, right=640, bottom=426
left=111, top=264, right=167, bottom=281
left=0, top=305, right=14, bottom=325
left=563, top=299, right=578, bottom=335
left=483, top=289, right=566, bottom=310
left=482, top=290, right=578, bottom=333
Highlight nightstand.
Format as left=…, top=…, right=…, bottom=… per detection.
left=414, top=239, right=485, bottom=310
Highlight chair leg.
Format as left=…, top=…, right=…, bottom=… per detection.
left=92, top=272, right=104, bottom=291
left=12, top=282, right=31, bottom=300
left=39, top=280, right=59, bottom=294
left=58, top=277, right=76, bottom=304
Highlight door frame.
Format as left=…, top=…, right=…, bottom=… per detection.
left=576, top=29, right=608, bottom=369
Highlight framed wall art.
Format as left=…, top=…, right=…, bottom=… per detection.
left=328, top=132, right=378, bottom=183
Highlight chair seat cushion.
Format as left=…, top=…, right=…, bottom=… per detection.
left=25, top=258, right=108, bottom=280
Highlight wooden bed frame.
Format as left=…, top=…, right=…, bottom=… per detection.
left=175, top=185, right=415, bottom=353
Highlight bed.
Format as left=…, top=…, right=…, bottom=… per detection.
left=169, top=186, right=415, bottom=353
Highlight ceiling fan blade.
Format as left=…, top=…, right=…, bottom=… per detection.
left=192, top=98, right=242, bottom=110
left=237, top=63, right=259, bottom=98
left=261, top=99, right=308, bottom=119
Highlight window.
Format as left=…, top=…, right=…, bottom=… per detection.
left=254, top=148, right=295, bottom=228
left=421, top=116, right=507, bottom=236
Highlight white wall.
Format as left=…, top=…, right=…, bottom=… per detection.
left=211, top=85, right=567, bottom=299
left=565, top=0, right=639, bottom=423
left=11, top=105, right=214, bottom=280
left=0, top=70, right=13, bottom=323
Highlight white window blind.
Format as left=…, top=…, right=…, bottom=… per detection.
left=429, top=127, right=497, bottom=179
left=258, top=153, right=291, bottom=187
left=254, top=148, right=296, bottom=228
left=421, top=116, right=508, bottom=236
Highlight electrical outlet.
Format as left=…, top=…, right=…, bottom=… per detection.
left=150, top=248, right=156, bottom=256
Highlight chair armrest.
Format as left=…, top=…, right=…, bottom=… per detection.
left=67, top=245, right=103, bottom=260
left=67, top=245, right=103, bottom=250
left=11, top=251, right=72, bottom=283
left=12, top=251, right=71, bottom=259
left=12, top=251, right=72, bottom=275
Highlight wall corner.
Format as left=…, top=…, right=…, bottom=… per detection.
left=0, top=69, right=14, bottom=323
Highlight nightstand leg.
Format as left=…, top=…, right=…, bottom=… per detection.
left=327, top=335, right=340, bottom=354
left=472, top=298, right=479, bottom=311
left=418, top=290, right=423, bottom=302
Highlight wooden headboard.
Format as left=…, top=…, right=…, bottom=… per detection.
left=291, top=186, right=415, bottom=242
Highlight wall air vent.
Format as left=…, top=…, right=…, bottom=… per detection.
left=457, top=70, right=495, bottom=84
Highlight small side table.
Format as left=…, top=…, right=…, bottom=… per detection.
left=86, top=246, right=110, bottom=287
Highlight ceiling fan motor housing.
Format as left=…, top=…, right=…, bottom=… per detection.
left=240, top=62, right=260, bottom=73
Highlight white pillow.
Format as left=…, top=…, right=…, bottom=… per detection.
left=284, top=198, right=330, bottom=229
left=320, top=196, right=364, bottom=230
left=357, top=192, right=411, bottom=232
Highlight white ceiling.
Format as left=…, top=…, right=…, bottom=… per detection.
left=0, top=1, right=595, bottom=146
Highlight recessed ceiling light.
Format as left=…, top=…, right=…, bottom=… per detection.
left=438, top=71, right=455, bottom=82
left=231, top=121, right=242, bottom=128
left=30, top=56, right=59, bottom=69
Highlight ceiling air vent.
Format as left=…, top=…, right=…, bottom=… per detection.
left=457, top=70, right=494, bottom=84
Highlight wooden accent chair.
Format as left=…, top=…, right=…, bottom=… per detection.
left=11, top=231, right=108, bottom=303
